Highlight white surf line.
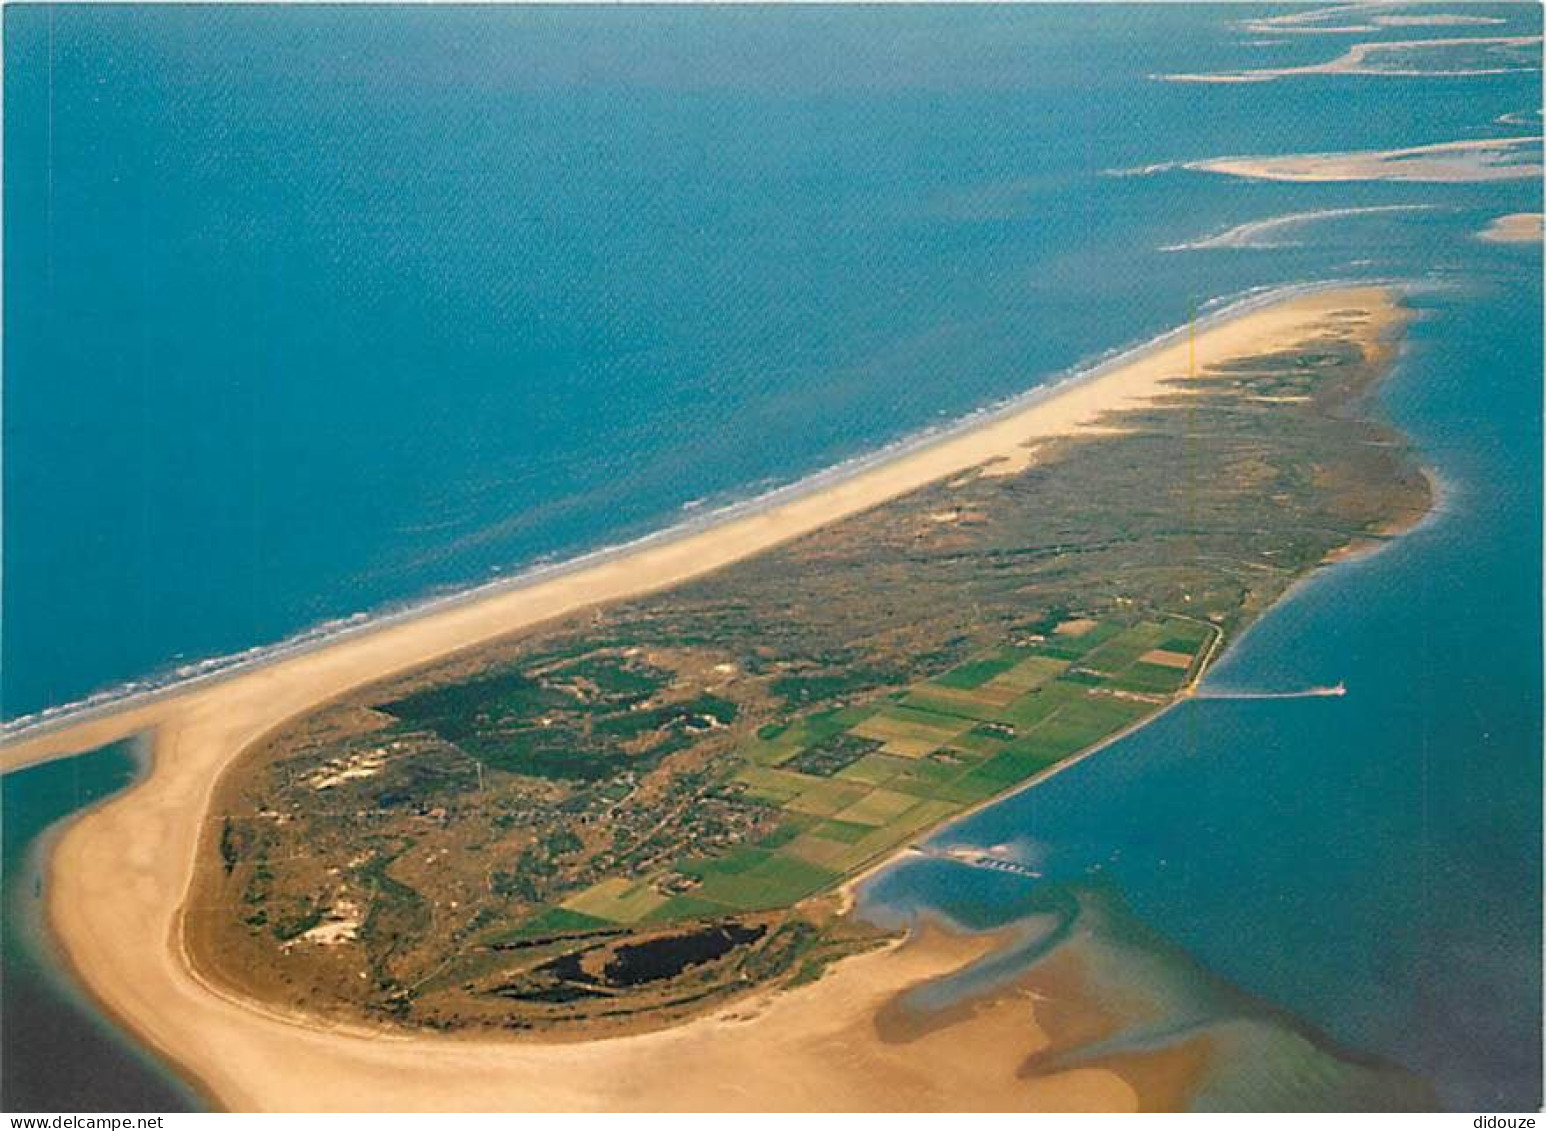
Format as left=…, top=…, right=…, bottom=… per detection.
left=0, top=278, right=1384, bottom=754
left=1161, top=204, right=1436, bottom=252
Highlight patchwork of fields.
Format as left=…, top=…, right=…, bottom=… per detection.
left=520, top=615, right=1215, bottom=935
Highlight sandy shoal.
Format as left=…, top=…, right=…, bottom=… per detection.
left=1189, top=136, right=1543, bottom=183
left=1162, top=34, right=1543, bottom=83
left=1478, top=211, right=1544, bottom=244
left=4, top=286, right=1396, bottom=1111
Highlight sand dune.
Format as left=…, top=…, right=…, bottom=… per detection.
left=1478, top=212, right=1544, bottom=244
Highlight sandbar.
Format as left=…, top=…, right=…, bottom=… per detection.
left=1238, top=2, right=1507, bottom=36
left=1161, top=204, right=1433, bottom=251
left=1161, top=34, right=1541, bottom=82
left=3, top=285, right=1404, bottom=1111
left=1188, top=135, right=1543, bottom=184
left=1478, top=212, right=1544, bottom=244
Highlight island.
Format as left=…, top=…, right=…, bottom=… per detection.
left=1, top=285, right=1433, bottom=1109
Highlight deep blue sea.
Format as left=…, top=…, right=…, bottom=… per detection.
left=3, top=3, right=1540, bottom=1112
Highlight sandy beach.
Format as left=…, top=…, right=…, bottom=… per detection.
left=2, top=285, right=1402, bottom=1111
left=1479, top=211, right=1545, bottom=243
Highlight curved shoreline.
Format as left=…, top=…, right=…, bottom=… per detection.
left=6, top=285, right=1414, bottom=1111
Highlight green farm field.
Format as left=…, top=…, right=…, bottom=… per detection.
left=531, top=616, right=1206, bottom=930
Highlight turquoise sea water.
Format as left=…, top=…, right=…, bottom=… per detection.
left=3, top=3, right=1540, bottom=1111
